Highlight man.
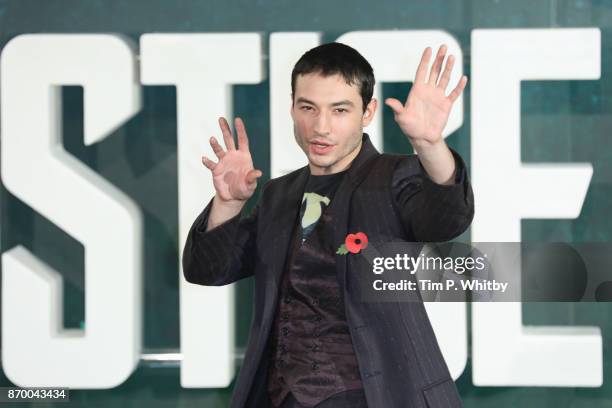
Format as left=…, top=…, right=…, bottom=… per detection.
left=183, top=42, right=474, bottom=408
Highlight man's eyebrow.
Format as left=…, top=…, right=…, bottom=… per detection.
left=295, top=97, right=316, bottom=105
left=331, top=100, right=355, bottom=107
left=295, top=97, right=355, bottom=107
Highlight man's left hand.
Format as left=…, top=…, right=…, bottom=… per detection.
left=385, top=44, right=467, bottom=148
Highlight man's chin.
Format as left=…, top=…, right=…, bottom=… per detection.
left=308, top=156, right=336, bottom=170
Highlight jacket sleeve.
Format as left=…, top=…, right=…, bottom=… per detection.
left=391, top=147, right=474, bottom=242
left=181, top=196, right=259, bottom=286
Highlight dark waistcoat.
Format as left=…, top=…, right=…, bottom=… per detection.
left=266, top=195, right=363, bottom=407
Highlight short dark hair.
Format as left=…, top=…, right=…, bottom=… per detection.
left=291, top=42, right=375, bottom=113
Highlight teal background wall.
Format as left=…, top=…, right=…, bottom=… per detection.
left=1, top=0, right=611, bottom=406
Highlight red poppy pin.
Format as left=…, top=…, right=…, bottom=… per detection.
left=336, top=232, right=369, bottom=255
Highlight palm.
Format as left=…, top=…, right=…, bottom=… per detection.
left=201, top=117, right=262, bottom=203
left=401, top=82, right=452, bottom=142
left=385, top=45, right=467, bottom=146
left=211, top=149, right=256, bottom=201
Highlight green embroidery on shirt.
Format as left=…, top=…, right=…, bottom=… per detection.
left=301, top=192, right=331, bottom=230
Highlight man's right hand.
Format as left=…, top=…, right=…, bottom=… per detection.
left=202, top=117, right=263, bottom=230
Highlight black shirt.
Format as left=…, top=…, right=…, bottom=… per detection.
left=299, top=169, right=347, bottom=241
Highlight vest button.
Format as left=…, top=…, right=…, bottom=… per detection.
left=284, top=296, right=292, bottom=304
left=311, top=344, right=319, bottom=352
left=311, top=362, right=319, bottom=371
left=312, top=297, right=319, bottom=306
left=282, top=327, right=289, bottom=336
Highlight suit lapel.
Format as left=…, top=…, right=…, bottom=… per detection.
left=329, top=133, right=380, bottom=290
left=266, top=166, right=309, bottom=289
left=258, top=167, right=309, bottom=355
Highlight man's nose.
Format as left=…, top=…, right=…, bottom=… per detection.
left=313, top=111, right=331, bottom=135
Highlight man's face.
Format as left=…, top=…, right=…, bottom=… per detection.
left=291, top=73, right=377, bottom=175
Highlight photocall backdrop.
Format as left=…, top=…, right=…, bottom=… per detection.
left=1, top=0, right=611, bottom=406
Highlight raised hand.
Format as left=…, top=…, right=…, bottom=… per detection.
left=202, top=117, right=263, bottom=204
left=385, top=44, right=467, bottom=148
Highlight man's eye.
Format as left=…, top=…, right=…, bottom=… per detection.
left=335, top=108, right=348, bottom=113
left=301, top=106, right=313, bottom=111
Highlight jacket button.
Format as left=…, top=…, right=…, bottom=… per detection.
left=311, top=344, right=319, bottom=352
left=284, top=296, right=291, bottom=304
left=311, top=362, right=319, bottom=371
left=281, top=312, right=289, bottom=322
left=282, top=327, right=289, bottom=336
left=312, top=298, right=319, bottom=306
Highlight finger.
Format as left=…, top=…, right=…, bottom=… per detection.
left=218, top=116, right=236, bottom=151
left=448, top=76, right=468, bottom=103
left=427, top=44, right=447, bottom=85
left=245, top=169, right=263, bottom=185
left=235, top=117, right=250, bottom=152
left=437, top=54, right=455, bottom=90
left=414, top=46, right=432, bottom=84
left=201, top=155, right=217, bottom=171
left=384, top=98, right=404, bottom=115
left=209, top=136, right=226, bottom=160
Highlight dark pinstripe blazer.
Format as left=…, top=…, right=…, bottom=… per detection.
left=182, top=133, right=474, bottom=408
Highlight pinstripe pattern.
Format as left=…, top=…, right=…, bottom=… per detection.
left=182, top=133, right=474, bottom=407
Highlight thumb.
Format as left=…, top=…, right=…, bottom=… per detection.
left=245, top=169, right=263, bottom=185
left=385, top=98, right=404, bottom=115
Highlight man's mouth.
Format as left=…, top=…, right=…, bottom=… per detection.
left=309, top=140, right=334, bottom=155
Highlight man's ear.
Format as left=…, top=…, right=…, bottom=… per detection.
left=362, top=98, right=378, bottom=127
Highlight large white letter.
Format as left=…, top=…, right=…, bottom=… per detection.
left=471, top=28, right=602, bottom=387
left=336, top=30, right=468, bottom=380
left=140, top=33, right=264, bottom=387
left=1, top=34, right=143, bottom=387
